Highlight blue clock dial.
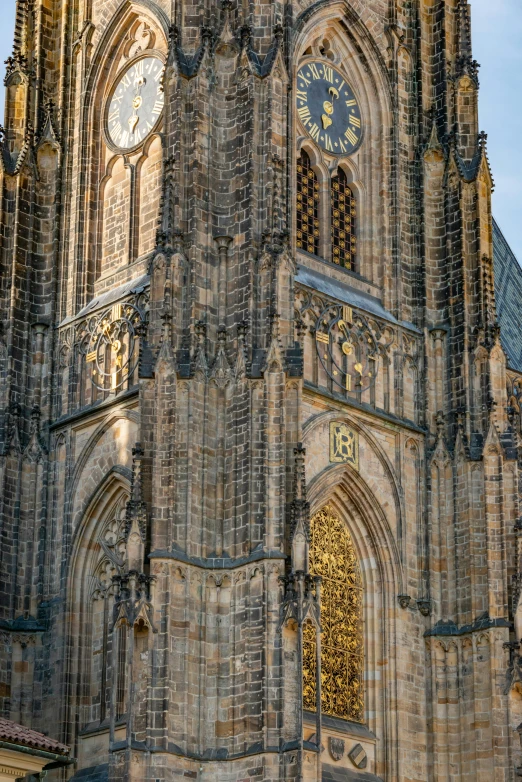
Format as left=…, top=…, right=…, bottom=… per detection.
left=106, top=55, right=165, bottom=150
left=296, top=60, right=363, bottom=155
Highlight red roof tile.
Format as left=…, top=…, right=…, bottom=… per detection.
left=0, top=717, right=69, bottom=756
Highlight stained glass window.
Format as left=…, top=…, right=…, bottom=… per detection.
left=303, top=505, right=364, bottom=722
left=331, top=168, right=356, bottom=269
left=296, top=151, right=320, bottom=256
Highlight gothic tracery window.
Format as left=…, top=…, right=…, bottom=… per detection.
left=84, top=496, right=127, bottom=727
left=296, top=151, right=320, bottom=256
left=331, top=168, right=356, bottom=269
left=303, top=505, right=364, bottom=722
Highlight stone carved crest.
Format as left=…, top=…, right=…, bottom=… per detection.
left=348, top=742, right=368, bottom=769
left=328, top=736, right=345, bottom=762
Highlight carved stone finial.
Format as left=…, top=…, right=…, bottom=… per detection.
left=295, top=314, right=306, bottom=345
left=4, top=51, right=28, bottom=84
left=124, top=444, right=146, bottom=525
left=234, top=320, right=249, bottom=379
left=130, top=443, right=144, bottom=504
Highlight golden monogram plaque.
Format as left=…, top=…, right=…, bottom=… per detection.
left=330, top=422, right=359, bottom=469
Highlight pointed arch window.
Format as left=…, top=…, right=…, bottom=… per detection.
left=331, top=168, right=356, bottom=269
left=303, top=505, right=364, bottom=722
left=296, top=151, right=320, bottom=256
left=81, top=493, right=128, bottom=728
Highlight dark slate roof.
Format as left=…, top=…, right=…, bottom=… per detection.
left=68, top=764, right=109, bottom=781
left=493, top=219, right=522, bottom=372
left=296, top=264, right=420, bottom=334
left=322, top=765, right=383, bottom=782
left=296, top=264, right=400, bottom=326
left=59, top=273, right=149, bottom=327
left=0, top=717, right=69, bottom=756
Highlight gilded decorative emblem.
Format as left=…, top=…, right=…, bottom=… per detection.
left=303, top=506, right=364, bottom=723
left=315, top=304, right=378, bottom=394
left=329, top=737, right=345, bottom=762
left=86, top=302, right=144, bottom=392
left=330, top=422, right=359, bottom=469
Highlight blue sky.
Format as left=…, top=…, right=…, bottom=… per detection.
left=0, top=0, right=521, bottom=260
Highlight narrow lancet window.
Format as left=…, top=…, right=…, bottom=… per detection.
left=303, top=505, right=364, bottom=722
left=296, top=151, right=320, bottom=256
left=116, top=622, right=128, bottom=719
left=331, top=168, right=356, bottom=269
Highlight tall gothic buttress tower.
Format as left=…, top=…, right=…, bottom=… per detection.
left=2, top=0, right=522, bottom=780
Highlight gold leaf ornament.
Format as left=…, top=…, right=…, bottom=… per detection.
left=303, top=506, right=364, bottom=722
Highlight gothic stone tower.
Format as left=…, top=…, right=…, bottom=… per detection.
left=1, top=0, right=522, bottom=780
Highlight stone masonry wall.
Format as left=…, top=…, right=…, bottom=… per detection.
left=0, top=1, right=521, bottom=781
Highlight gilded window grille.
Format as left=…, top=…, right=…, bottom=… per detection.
left=296, top=151, right=320, bottom=256
left=303, top=505, right=364, bottom=722
left=331, top=168, right=356, bottom=270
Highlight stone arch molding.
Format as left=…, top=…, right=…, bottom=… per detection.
left=65, top=472, right=131, bottom=732
left=291, top=1, right=393, bottom=287
left=74, top=0, right=168, bottom=283
left=67, top=473, right=130, bottom=606
left=303, top=409, right=404, bottom=560
left=292, top=1, right=393, bottom=132
left=83, top=0, right=169, bottom=131
left=303, top=413, right=402, bottom=777
left=69, top=409, right=138, bottom=534
left=86, top=0, right=170, bottom=81
left=307, top=457, right=403, bottom=598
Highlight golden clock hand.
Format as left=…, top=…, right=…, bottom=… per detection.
left=322, top=102, right=334, bottom=130
left=128, top=111, right=140, bottom=133
left=129, top=75, right=146, bottom=134
left=322, top=87, right=340, bottom=130
left=337, top=319, right=355, bottom=356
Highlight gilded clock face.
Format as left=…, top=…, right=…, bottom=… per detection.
left=86, top=303, right=143, bottom=391
left=106, top=55, right=165, bottom=150
left=296, top=60, right=363, bottom=155
left=315, top=305, right=378, bottom=393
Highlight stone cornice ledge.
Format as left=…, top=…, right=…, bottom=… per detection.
left=149, top=546, right=286, bottom=570
left=424, top=613, right=512, bottom=638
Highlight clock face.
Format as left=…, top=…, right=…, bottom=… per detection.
left=296, top=60, right=363, bottom=155
left=315, top=305, right=378, bottom=394
left=86, top=302, right=143, bottom=391
left=106, top=55, right=165, bottom=150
